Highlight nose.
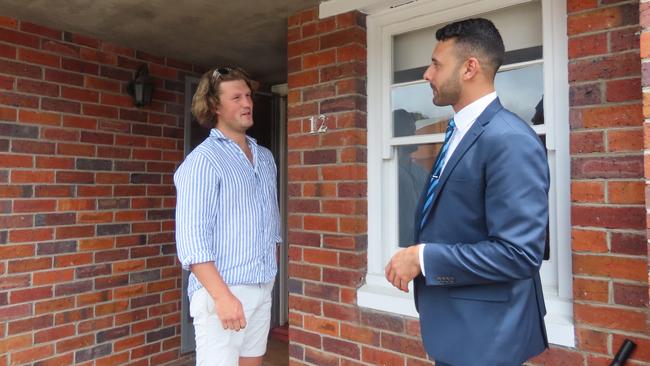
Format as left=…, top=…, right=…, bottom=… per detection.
left=242, top=96, right=253, bottom=108
left=423, top=64, right=433, bottom=81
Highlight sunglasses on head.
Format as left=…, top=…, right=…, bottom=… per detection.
left=211, top=67, right=232, bottom=82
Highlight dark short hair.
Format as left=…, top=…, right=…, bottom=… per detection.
left=436, top=18, right=505, bottom=78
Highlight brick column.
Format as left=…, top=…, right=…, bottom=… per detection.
left=531, top=1, right=649, bottom=364
left=642, top=0, right=650, bottom=336
left=286, top=7, right=370, bottom=365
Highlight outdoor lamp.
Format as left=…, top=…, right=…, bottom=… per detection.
left=127, top=64, right=153, bottom=107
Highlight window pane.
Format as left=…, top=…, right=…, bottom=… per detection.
left=392, top=84, right=453, bottom=137
left=397, top=143, right=440, bottom=247
left=495, top=63, right=544, bottom=125
left=393, top=1, right=542, bottom=77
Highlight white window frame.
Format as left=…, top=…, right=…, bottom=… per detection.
left=326, top=0, right=574, bottom=347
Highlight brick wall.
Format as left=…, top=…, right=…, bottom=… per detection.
left=287, top=2, right=650, bottom=366
left=0, top=16, right=197, bottom=365
left=536, top=0, right=649, bottom=364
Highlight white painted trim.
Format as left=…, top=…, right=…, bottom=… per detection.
left=319, top=0, right=420, bottom=18
left=271, top=83, right=288, bottom=96
left=364, top=0, right=575, bottom=348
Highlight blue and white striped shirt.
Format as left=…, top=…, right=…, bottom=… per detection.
left=174, top=128, right=281, bottom=300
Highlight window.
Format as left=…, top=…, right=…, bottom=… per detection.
left=362, top=0, right=573, bottom=347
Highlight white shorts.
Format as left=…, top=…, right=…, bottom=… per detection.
left=190, top=281, right=274, bottom=366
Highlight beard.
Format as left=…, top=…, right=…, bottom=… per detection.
left=431, top=63, right=462, bottom=107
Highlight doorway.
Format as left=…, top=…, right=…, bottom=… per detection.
left=180, top=76, right=288, bottom=353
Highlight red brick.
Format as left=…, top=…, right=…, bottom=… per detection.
left=10, top=286, right=52, bottom=303
left=289, top=327, right=321, bottom=349
left=362, top=346, right=405, bottom=366
left=0, top=16, right=18, bottom=29
left=288, top=70, right=320, bottom=88
left=34, top=324, right=74, bottom=343
left=84, top=75, right=120, bottom=92
left=568, top=33, right=607, bottom=59
left=608, top=129, right=642, bottom=152
left=57, top=198, right=96, bottom=211
left=0, top=274, right=30, bottom=290
left=0, top=244, right=33, bottom=260
left=9, top=344, right=54, bottom=365
left=570, top=180, right=604, bottom=202
left=573, top=254, right=646, bottom=281
left=574, top=303, right=646, bottom=332
left=0, top=90, right=39, bottom=107
left=613, top=283, right=648, bottom=308
left=568, top=4, right=638, bottom=35
left=34, top=296, right=74, bottom=314
left=18, top=110, right=61, bottom=126
left=304, top=215, right=338, bottom=232
left=54, top=253, right=93, bottom=268
left=11, top=170, right=54, bottom=183
left=62, top=115, right=97, bottom=129
left=572, top=156, right=642, bottom=179
left=608, top=180, right=643, bottom=204
left=41, top=39, right=79, bottom=57
left=304, top=282, right=339, bottom=302
left=606, top=78, right=641, bottom=102
left=303, top=315, right=338, bottom=336
left=289, top=294, right=322, bottom=315
left=289, top=262, right=321, bottom=281
left=570, top=52, right=639, bottom=82
left=611, top=232, right=645, bottom=255
left=529, top=347, right=585, bottom=365
left=567, top=0, right=597, bottom=13
left=18, top=48, right=60, bottom=67
left=581, top=104, right=642, bottom=128
left=611, top=26, right=640, bottom=53
left=340, top=323, right=379, bottom=346
left=305, top=348, right=339, bottom=366
left=571, top=228, right=607, bottom=253
left=323, top=302, right=360, bottom=323
left=0, top=303, right=31, bottom=322
left=9, top=228, right=53, bottom=243
left=573, top=277, right=608, bottom=302
left=30, top=352, right=74, bottom=366
left=56, top=334, right=94, bottom=353
left=381, top=333, right=427, bottom=359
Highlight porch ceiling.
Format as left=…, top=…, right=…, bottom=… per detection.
left=0, top=0, right=323, bottom=85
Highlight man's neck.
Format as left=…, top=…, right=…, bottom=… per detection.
left=453, top=84, right=495, bottom=113
left=216, top=125, right=247, bottom=145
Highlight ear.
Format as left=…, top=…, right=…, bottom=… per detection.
left=462, top=57, right=480, bottom=80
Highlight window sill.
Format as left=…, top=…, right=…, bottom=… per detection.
left=358, top=274, right=575, bottom=348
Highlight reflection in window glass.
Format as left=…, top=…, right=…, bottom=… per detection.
left=495, top=63, right=543, bottom=124
left=392, top=83, right=453, bottom=138
left=396, top=143, right=440, bottom=247
left=391, top=62, right=543, bottom=137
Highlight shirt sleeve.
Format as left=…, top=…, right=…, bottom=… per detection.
left=174, top=152, right=220, bottom=271
left=419, top=244, right=426, bottom=276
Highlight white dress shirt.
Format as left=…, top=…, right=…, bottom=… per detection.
left=419, top=91, right=498, bottom=276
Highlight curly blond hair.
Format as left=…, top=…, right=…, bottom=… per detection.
left=191, top=67, right=256, bottom=127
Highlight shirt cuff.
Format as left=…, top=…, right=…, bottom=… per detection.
left=418, top=244, right=426, bottom=277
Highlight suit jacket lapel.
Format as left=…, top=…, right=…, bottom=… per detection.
left=417, top=98, right=504, bottom=233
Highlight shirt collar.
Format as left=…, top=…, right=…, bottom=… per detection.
left=452, top=91, right=497, bottom=134
left=210, top=128, right=257, bottom=145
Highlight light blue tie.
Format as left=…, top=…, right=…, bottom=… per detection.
left=420, top=118, right=455, bottom=229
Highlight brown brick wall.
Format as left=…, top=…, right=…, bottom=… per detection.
left=0, top=16, right=197, bottom=366
left=287, top=2, right=650, bottom=365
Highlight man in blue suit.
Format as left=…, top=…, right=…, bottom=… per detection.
left=385, top=18, right=549, bottom=366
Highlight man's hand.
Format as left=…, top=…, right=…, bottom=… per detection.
left=385, top=245, right=422, bottom=292
left=214, top=291, right=247, bottom=331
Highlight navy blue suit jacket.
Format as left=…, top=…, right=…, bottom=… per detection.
left=413, top=98, right=549, bottom=366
